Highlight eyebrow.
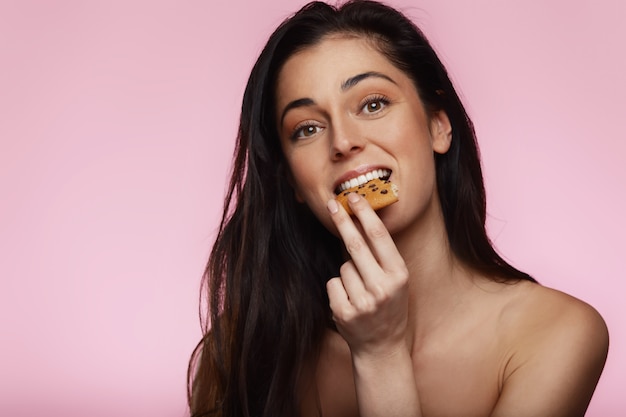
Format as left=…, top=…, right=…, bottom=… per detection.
left=280, top=98, right=315, bottom=126
left=279, top=71, right=396, bottom=126
left=341, top=71, right=396, bottom=91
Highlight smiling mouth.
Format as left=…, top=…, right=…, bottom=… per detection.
left=334, top=169, right=392, bottom=195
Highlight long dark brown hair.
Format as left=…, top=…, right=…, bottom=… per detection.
left=188, top=1, right=535, bottom=416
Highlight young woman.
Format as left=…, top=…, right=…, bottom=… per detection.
left=188, top=1, right=609, bottom=416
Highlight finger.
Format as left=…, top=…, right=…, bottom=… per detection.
left=326, top=276, right=355, bottom=321
left=345, top=192, right=407, bottom=275
left=327, top=198, right=383, bottom=288
left=339, top=260, right=376, bottom=312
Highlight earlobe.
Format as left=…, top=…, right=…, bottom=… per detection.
left=431, top=111, right=452, bottom=154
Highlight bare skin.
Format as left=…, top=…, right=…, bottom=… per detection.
left=277, top=36, right=609, bottom=417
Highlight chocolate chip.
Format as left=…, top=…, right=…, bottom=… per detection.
left=380, top=189, right=388, bottom=194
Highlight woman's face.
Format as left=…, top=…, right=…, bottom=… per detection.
left=275, top=35, right=452, bottom=235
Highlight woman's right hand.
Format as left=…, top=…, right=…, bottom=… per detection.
left=325, top=193, right=421, bottom=417
left=325, top=192, right=410, bottom=359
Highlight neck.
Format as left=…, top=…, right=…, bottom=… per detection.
left=391, top=206, right=478, bottom=351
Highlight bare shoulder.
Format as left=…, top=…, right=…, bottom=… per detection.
left=501, top=281, right=608, bottom=351
left=493, top=281, right=609, bottom=416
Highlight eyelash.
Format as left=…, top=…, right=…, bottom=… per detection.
left=288, top=95, right=391, bottom=140
left=359, top=94, right=391, bottom=115
left=291, top=121, right=323, bottom=141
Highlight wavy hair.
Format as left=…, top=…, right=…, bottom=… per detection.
left=188, top=1, right=535, bottom=416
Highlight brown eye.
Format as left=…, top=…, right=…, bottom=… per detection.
left=292, top=123, right=323, bottom=140
left=366, top=101, right=381, bottom=112
left=302, top=126, right=317, bottom=136
left=361, top=96, right=390, bottom=115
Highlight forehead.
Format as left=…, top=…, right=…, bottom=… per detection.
left=276, top=36, right=404, bottom=99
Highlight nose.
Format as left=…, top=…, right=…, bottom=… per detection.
left=329, top=119, right=365, bottom=160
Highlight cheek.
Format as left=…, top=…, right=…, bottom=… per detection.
left=285, top=151, right=337, bottom=227
left=288, top=159, right=312, bottom=191
left=283, top=151, right=316, bottom=204
left=285, top=146, right=322, bottom=188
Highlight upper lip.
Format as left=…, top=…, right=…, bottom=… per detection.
left=333, top=165, right=392, bottom=194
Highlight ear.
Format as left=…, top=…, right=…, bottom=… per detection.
left=430, top=110, right=452, bottom=154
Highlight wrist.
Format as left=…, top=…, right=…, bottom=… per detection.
left=351, top=342, right=412, bottom=369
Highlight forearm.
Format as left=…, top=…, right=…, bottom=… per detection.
left=352, top=347, right=422, bottom=417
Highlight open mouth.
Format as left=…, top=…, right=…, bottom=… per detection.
left=334, top=169, right=392, bottom=195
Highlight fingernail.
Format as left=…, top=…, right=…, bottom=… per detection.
left=348, top=192, right=360, bottom=203
left=327, top=199, right=339, bottom=214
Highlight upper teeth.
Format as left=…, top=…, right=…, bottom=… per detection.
left=337, top=169, right=391, bottom=193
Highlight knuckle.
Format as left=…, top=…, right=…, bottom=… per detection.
left=339, top=261, right=353, bottom=276
left=326, top=276, right=341, bottom=291
left=367, top=223, right=388, bottom=241
left=333, top=211, right=349, bottom=226
left=392, top=265, right=410, bottom=283
left=389, top=274, right=408, bottom=293
left=400, top=267, right=410, bottom=283
left=335, top=305, right=356, bottom=322
left=370, top=283, right=390, bottom=300
left=354, top=295, right=375, bottom=313
left=345, top=235, right=366, bottom=255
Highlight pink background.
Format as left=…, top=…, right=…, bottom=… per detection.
left=1, top=0, right=624, bottom=415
